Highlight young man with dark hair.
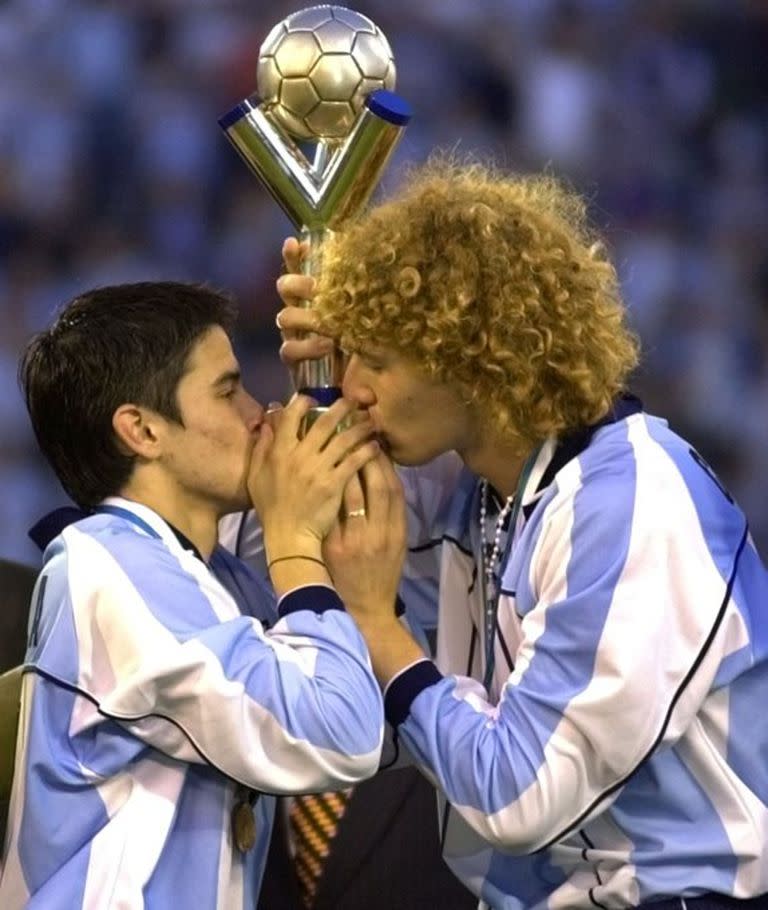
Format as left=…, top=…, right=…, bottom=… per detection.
left=0, top=281, right=405, bottom=908
left=271, top=159, right=768, bottom=909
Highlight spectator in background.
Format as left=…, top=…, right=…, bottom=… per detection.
left=1, top=2, right=767, bottom=562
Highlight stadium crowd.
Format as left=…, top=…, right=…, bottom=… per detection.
left=1, top=0, right=766, bottom=563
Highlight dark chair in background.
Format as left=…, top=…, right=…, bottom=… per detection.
left=0, top=558, right=36, bottom=847
left=0, top=558, right=36, bottom=672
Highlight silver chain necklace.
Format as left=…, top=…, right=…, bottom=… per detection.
left=479, top=481, right=514, bottom=606
left=477, top=447, right=541, bottom=690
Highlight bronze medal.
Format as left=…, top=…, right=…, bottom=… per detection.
left=232, top=797, right=257, bottom=853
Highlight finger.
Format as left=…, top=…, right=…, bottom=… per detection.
left=332, top=438, right=380, bottom=490
left=377, top=452, right=406, bottom=531
left=263, top=402, right=284, bottom=432
left=377, top=451, right=403, bottom=499
left=281, top=237, right=303, bottom=275
left=270, top=394, right=314, bottom=452
left=300, top=397, right=358, bottom=450
left=310, top=421, right=374, bottom=470
left=320, top=417, right=375, bottom=467
left=276, top=274, right=315, bottom=310
left=358, top=454, right=389, bottom=525
left=277, top=303, right=322, bottom=333
left=342, top=472, right=366, bottom=520
left=247, top=422, right=274, bottom=486
left=279, top=336, right=336, bottom=367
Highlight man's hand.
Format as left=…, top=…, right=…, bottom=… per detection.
left=248, top=395, right=378, bottom=588
left=323, top=452, right=407, bottom=617
left=321, top=454, right=426, bottom=685
left=276, top=237, right=337, bottom=370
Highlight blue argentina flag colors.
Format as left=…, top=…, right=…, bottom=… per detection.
left=0, top=497, right=383, bottom=909
left=389, top=404, right=768, bottom=909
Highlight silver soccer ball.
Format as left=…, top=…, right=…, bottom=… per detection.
left=257, top=5, right=396, bottom=142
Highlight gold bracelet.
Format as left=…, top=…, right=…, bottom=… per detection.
left=267, top=554, right=328, bottom=572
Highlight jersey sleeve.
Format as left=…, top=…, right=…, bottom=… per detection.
left=28, top=523, right=384, bottom=794
left=383, top=429, right=747, bottom=852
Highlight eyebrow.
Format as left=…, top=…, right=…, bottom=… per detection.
left=358, top=348, right=387, bottom=362
left=211, top=369, right=241, bottom=388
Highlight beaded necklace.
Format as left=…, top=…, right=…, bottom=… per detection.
left=478, top=447, right=540, bottom=690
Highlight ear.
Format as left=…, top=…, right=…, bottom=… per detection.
left=112, top=404, right=166, bottom=459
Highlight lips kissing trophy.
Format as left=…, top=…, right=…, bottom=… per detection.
left=219, top=5, right=412, bottom=427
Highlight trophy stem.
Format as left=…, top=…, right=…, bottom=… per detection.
left=295, top=225, right=345, bottom=434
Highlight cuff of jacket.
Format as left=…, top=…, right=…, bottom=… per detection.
left=278, top=583, right=345, bottom=617
left=384, top=658, right=443, bottom=727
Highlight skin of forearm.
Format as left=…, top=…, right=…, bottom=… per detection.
left=351, top=614, right=427, bottom=688
left=264, top=532, right=332, bottom=598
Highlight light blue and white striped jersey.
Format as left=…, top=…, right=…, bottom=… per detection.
left=0, top=497, right=383, bottom=909
left=383, top=404, right=768, bottom=908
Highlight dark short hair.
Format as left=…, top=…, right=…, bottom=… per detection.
left=19, top=281, right=237, bottom=508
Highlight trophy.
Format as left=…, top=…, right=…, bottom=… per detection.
left=218, top=5, right=412, bottom=425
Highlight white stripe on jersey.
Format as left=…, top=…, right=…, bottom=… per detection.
left=81, top=757, right=182, bottom=909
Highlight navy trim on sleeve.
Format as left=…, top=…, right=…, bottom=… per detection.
left=278, top=584, right=345, bottom=617
left=385, top=660, right=443, bottom=727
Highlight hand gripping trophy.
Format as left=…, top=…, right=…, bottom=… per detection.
left=219, top=5, right=412, bottom=425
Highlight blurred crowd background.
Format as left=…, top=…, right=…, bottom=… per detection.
left=1, top=0, right=767, bottom=566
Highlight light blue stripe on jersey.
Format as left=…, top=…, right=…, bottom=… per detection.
left=727, top=661, right=768, bottom=806
left=736, top=541, right=768, bottom=657
left=614, top=746, right=737, bottom=900
left=709, top=537, right=768, bottom=807
left=142, top=765, right=269, bottom=909
left=441, top=466, right=478, bottom=550
left=726, top=608, right=768, bottom=811
left=209, top=545, right=277, bottom=625
left=644, top=417, right=746, bottom=583
left=26, top=548, right=79, bottom=682
left=19, top=681, right=99, bottom=905
left=483, top=849, right=568, bottom=909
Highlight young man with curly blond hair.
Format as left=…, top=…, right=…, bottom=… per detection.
left=257, top=158, right=768, bottom=910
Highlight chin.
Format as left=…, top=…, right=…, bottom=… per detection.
left=219, top=490, right=251, bottom=516
left=387, top=446, right=431, bottom=468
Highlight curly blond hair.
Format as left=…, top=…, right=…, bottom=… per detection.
left=314, top=156, right=639, bottom=449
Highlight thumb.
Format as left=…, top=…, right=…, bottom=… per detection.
left=264, top=401, right=284, bottom=431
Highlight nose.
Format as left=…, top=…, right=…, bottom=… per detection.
left=342, top=354, right=376, bottom=407
left=239, top=391, right=265, bottom=433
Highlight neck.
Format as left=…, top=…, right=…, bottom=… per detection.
left=459, top=435, right=532, bottom=499
left=118, top=474, right=218, bottom=560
